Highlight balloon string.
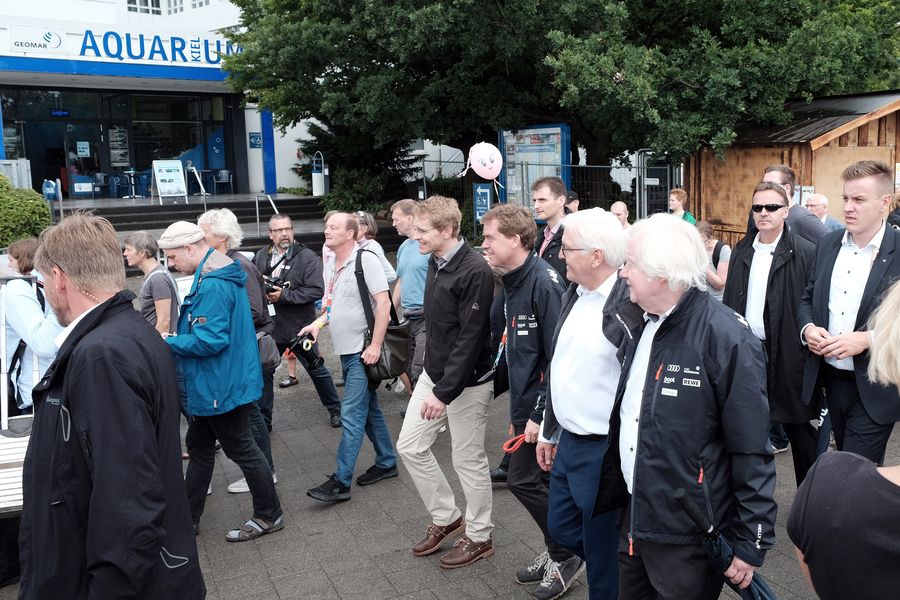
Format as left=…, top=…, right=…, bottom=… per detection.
left=457, top=156, right=472, bottom=178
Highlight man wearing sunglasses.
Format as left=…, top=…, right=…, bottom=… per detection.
left=724, top=182, right=819, bottom=485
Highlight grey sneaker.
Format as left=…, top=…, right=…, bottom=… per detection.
left=532, top=555, right=585, bottom=600
left=516, top=550, right=550, bottom=584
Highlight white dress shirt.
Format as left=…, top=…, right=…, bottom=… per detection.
left=745, top=231, right=781, bottom=341
left=825, top=222, right=886, bottom=370
left=619, top=307, right=673, bottom=493
left=542, top=272, right=620, bottom=443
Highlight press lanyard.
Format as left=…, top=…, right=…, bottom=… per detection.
left=323, top=262, right=349, bottom=322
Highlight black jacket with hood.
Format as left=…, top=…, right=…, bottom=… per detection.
left=19, top=292, right=206, bottom=599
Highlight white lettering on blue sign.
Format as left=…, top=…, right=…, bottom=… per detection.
left=78, top=30, right=241, bottom=65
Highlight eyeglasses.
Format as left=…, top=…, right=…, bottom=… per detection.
left=805, top=203, right=825, bottom=208
left=269, top=227, right=293, bottom=233
left=559, top=246, right=588, bottom=256
left=751, top=204, right=786, bottom=213
left=411, top=225, right=435, bottom=235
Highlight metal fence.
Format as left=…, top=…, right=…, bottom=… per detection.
left=414, top=159, right=679, bottom=229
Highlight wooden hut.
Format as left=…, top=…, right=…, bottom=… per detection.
left=685, top=90, right=900, bottom=246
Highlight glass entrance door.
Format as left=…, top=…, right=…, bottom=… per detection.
left=62, top=123, right=102, bottom=198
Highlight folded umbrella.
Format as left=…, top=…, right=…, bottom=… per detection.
left=673, top=488, right=778, bottom=600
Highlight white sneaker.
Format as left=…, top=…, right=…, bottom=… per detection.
left=227, top=473, right=278, bottom=494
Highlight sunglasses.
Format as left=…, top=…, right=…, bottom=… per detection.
left=751, top=204, right=786, bottom=213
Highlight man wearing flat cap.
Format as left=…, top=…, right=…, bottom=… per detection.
left=159, top=221, right=284, bottom=543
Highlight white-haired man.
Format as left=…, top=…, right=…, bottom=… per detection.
left=804, top=193, right=844, bottom=232
left=536, top=208, right=639, bottom=599
left=613, top=214, right=776, bottom=599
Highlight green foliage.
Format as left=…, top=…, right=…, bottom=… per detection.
left=0, top=175, right=51, bottom=248
left=225, top=0, right=899, bottom=167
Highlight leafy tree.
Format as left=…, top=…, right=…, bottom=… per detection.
left=225, top=0, right=899, bottom=169
left=0, top=174, right=51, bottom=248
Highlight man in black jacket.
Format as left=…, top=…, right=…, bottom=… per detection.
left=396, top=195, right=496, bottom=570
left=253, top=214, right=341, bottom=428
left=20, top=214, right=205, bottom=599
left=481, top=205, right=576, bottom=599
left=724, top=182, right=818, bottom=485
left=613, top=214, right=776, bottom=599
left=799, top=160, right=900, bottom=465
left=532, top=176, right=569, bottom=284
left=536, top=208, right=637, bottom=599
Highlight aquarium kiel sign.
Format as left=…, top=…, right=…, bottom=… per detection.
left=8, top=24, right=240, bottom=67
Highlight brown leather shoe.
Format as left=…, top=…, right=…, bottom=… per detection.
left=412, top=516, right=465, bottom=556
left=438, top=536, right=494, bottom=569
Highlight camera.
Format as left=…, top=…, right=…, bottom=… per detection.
left=288, top=332, right=324, bottom=369
left=264, top=275, right=291, bottom=294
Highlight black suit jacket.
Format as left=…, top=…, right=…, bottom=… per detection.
left=798, top=224, right=900, bottom=424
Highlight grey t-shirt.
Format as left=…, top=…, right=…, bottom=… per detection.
left=326, top=249, right=388, bottom=355
left=707, top=244, right=731, bottom=302
left=140, top=265, right=179, bottom=333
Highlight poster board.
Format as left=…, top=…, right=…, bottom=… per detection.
left=151, top=160, right=188, bottom=205
left=498, top=124, right=571, bottom=205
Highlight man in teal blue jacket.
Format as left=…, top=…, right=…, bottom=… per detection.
left=159, top=221, right=283, bottom=543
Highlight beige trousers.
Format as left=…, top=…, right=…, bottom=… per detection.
left=396, top=370, right=494, bottom=542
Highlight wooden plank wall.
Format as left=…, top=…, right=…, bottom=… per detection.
left=687, top=109, right=898, bottom=246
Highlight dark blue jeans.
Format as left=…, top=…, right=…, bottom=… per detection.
left=185, top=403, right=281, bottom=524
left=260, top=344, right=341, bottom=431
left=548, top=430, right=618, bottom=599
left=334, top=353, right=396, bottom=487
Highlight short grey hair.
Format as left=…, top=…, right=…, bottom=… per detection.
left=562, top=208, right=626, bottom=268
left=627, top=213, right=708, bottom=292
left=122, top=231, right=158, bottom=259
left=198, top=208, right=243, bottom=250
left=806, top=192, right=828, bottom=207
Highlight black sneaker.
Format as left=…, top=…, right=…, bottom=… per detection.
left=532, top=555, right=585, bottom=600
left=356, top=464, right=399, bottom=486
left=329, top=411, right=342, bottom=428
left=490, top=467, right=508, bottom=484
left=307, top=474, right=351, bottom=503
left=516, top=550, right=550, bottom=584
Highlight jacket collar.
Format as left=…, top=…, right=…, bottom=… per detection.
left=501, top=253, right=538, bottom=290
left=430, top=238, right=471, bottom=274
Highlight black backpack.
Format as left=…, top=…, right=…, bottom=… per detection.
left=712, top=240, right=725, bottom=269
left=7, top=282, right=45, bottom=412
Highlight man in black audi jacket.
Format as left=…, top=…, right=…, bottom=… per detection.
left=612, top=214, right=776, bottom=599
left=253, top=214, right=341, bottom=428
left=481, top=205, right=577, bottom=599
left=20, top=214, right=205, bottom=599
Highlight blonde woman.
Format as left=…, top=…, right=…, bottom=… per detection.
left=787, top=279, right=900, bottom=600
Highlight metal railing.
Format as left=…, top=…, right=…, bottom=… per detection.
left=254, top=195, right=279, bottom=236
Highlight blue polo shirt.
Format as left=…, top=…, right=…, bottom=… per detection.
left=396, top=238, right=430, bottom=310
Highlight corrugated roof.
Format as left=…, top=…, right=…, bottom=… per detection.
left=734, top=90, right=900, bottom=145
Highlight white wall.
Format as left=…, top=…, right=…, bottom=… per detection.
left=1, top=0, right=117, bottom=24
left=273, top=122, right=308, bottom=191
left=243, top=107, right=264, bottom=193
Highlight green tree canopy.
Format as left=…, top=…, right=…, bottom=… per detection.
left=225, top=0, right=899, bottom=165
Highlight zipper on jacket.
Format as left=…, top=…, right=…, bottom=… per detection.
left=649, top=362, right=664, bottom=420
left=629, top=360, right=664, bottom=553
left=699, top=462, right=714, bottom=522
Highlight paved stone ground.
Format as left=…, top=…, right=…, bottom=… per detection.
left=4, top=319, right=899, bottom=599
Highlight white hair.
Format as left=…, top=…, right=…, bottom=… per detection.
left=806, top=192, right=828, bottom=207
left=627, top=213, right=707, bottom=292
left=197, top=208, right=243, bottom=250
left=563, top=208, right=626, bottom=268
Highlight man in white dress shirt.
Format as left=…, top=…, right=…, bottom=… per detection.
left=536, top=208, right=638, bottom=599
left=799, top=160, right=900, bottom=464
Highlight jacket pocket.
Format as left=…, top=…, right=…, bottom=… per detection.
left=698, top=462, right=714, bottom=524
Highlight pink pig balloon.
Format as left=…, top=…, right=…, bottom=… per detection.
left=469, top=142, right=503, bottom=180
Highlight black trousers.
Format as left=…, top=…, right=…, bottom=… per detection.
left=185, top=404, right=282, bottom=524
left=507, top=423, right=572, bottom=562
left=824, top=366, right=895, bottom=465
left=618, top=518, right=724, bottom=600
left=782, top=421, right=819, bottom=486
left=0, top=516, right=19, bottom=586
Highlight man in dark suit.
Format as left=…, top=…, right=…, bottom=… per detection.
left=799, top=160, right=900, bottom=464
left=747, top=164, right=828, bottom=244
